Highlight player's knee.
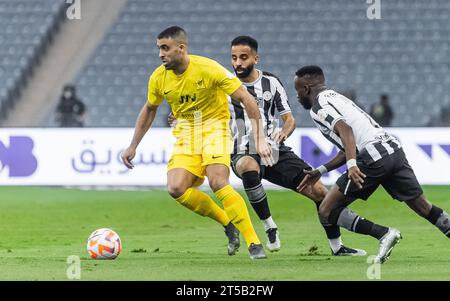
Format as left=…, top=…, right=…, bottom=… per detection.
left=318, top=183, right=329, bottom=199
left=208, top=177, right=228, bottom=192
left=167, top=184, right=188, bottom=199
left=236, top=157, right=259, bottom=176
left=311, top=182, right=328, bottom=202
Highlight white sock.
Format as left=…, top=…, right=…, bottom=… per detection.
left=329, top=237, right=343, bottom=253
left=262, top=216, right=277, bottom=232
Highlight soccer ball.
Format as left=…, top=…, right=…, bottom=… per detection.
left=87, top=228, right=121, bottom=259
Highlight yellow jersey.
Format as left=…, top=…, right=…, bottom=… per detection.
left=147, top=55, right=241, bottom=124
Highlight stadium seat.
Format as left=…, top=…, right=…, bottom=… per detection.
left=0, top=0, right=65, bottom=120
left=37, top=0, right=450, bottom=127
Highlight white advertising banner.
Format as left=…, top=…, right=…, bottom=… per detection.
left=0, top=128, right=449, bottom=186
left=0, top=128, right=173, bottom=186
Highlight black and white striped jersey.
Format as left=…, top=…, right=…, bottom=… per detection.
left=229, top=69, right=291, bottom=154
left=310, top=90, right=401, bottom=164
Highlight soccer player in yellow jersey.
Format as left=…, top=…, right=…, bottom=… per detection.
left=121, top=26, right=273, bottom=259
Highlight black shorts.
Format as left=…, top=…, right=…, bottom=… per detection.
left=336, top=148, right=423, bottom=202
left=231, top=145, right=311, bottom=191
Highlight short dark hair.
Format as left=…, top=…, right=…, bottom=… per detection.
left=231, top=35, right=258, bottom=52
left=295, top=65, right=324, bottom=78
left=157, top=26, right=187, bottom=41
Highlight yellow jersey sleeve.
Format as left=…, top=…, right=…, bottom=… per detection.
left=147, top=70, right=164, bottom=106
left=210, top=61, right=242, bottom=96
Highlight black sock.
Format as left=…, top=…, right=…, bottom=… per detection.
left=242, top=171, right=271, bottom=220
left=354, top=219, right=389, bottom=240
left=426, top=205, right=443, bottom=224
left=427, top=205, right=450, bottom=237
left=315, top=201, right=341, bottom=239
left=329, top=207, right=389, bottom=240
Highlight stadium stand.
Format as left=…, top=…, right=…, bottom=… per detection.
left=37, top=0, right=450, bottom=127
left=0, top=0, right=66, bottom=120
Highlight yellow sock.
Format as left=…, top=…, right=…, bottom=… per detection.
left=176, top=188, right=230, bottom=226
left=215, top=185, right=261, bottom=247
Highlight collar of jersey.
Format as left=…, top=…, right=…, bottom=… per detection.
left=242, top=69, right=262, bottom=86
left=315, top=89, right=333, bottom=101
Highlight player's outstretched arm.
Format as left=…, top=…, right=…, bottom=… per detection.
left=323, top=151, right=346, bottom=172
left=334, top=120, right=366, bottom=189
left=230, top=85, right=274, bottom=166
left=272, top=112, right=295, bottom=144
left=296, top=151, right=346, bottom=192
left=121, top=103, right=158, bottom=169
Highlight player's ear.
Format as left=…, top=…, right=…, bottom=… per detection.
left=304, top=84, right=310, bottom=95
left=178, top=43, right=186, bottom=53
left=254, top=54, right=259, bottom=65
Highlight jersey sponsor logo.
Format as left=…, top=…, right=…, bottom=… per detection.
left=0, top=136, right=38, bottom=177
left=164, top=90, right=173, bottom=95
left=323, top=92, right=337, bottom=97
left=179, top=93, right=197, bottom=104
left=374, top=133, right=392, bottom=142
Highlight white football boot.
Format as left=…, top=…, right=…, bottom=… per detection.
left=374, top=228, right=402, bottom=264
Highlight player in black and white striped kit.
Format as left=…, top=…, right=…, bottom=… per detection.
left=295, top=65, right=450, bottom=263
left=229, top=36, right=365, bottom=256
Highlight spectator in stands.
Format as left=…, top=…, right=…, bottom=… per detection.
left=440, top=107, right=450, bottom=126
left=55, top=84, right=86, bottom=127
left=370, top=94, right=394, bottom=127
left=427, top=106, right=450, bottom=126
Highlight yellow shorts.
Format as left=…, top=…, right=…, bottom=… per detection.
left=168, top=120, right=232, bottom=186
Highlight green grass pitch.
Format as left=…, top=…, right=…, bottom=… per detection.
left=0, top=186, right=449, bottom=280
